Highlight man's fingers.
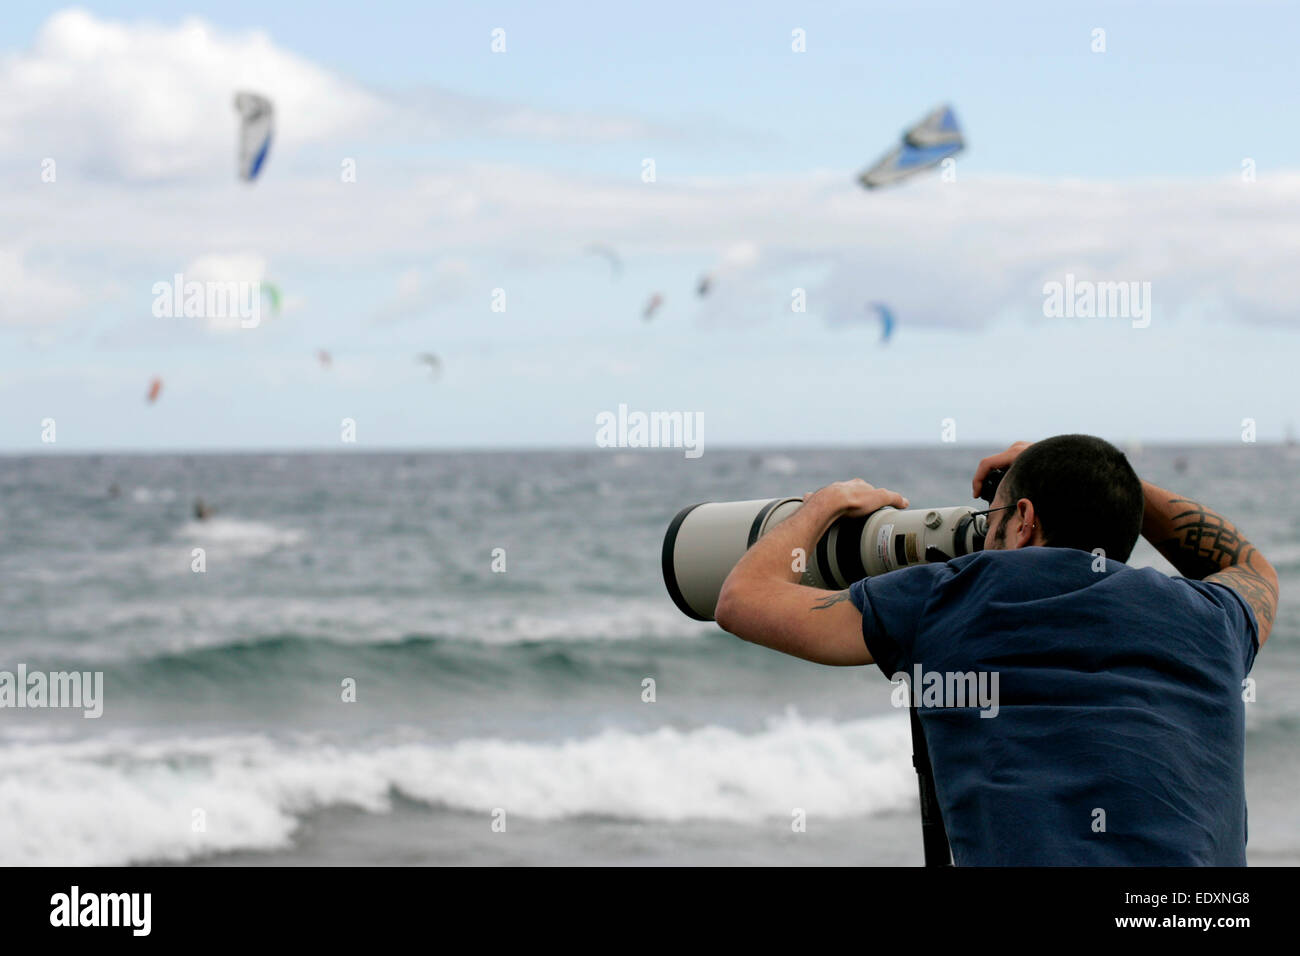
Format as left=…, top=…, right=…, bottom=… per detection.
left=972, top=456, right=1004, bottom=497
left=972, top=442, right=1030, bottom=496
left=878, top=488, right=910, bottom=510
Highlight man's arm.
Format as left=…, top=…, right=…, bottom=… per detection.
left=714, top=480, right=907, bottom=665
left=1140, top=480, right=1278, bottom=646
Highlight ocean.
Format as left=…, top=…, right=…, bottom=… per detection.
left=1, top=445, right=1297, bottom=866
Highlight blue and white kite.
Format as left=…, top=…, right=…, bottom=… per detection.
left=871, top=302, right=896, bottom=343
left=234, top=91, right=275, bottom=182
left=859, top=104, right=964, bottom=189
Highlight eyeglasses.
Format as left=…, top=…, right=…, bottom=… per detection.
left=969, top=504, right=1015, bottom=537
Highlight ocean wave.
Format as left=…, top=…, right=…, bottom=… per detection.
left=36, top=632, right=778, bottom=713
left=4, top=517, right=306, bottom=593
left=22, top=595, right=718, bottom=664
left=0, top=712, right=914, bottom=866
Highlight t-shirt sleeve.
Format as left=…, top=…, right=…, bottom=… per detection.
left=848, top=564, right=948, bottom=677
left=1188, top=578, right=1261, bottom=674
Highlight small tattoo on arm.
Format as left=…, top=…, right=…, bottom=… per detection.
left=811, top=591, right=850, bottom=611
left=1211, top=565, right=1278, bottom=631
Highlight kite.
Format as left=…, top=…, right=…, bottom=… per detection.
left=146, top=377, right=163, bottom=404
left=261, top=281, right=282, bottom=318
left=317, top=349, right=332, bottom=368
left=234, top=91, right=275, bottom=182
left=697, top=243, right=758, bottom=297
left=642, top=293, right=664, bottom=321
left=585, top=243, right=622, bottom=277
left=416, top=353, right=443, bottom=380
left=871, top=302, right=896, bottom=344
left=859, top=104, right=964, bottom=189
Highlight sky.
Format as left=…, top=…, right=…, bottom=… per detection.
left=2, top=1, right=1299, bottom=453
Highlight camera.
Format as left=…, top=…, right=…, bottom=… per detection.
left=662, top=469, right=1005, bottom=621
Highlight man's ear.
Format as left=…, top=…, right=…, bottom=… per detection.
left=1014, top=499, right=1038, bottom=548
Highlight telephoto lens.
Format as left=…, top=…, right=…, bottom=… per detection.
left=663, top=498, right=987, bottom=621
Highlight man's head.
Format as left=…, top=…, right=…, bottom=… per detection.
left=983, top=434, right=1144, bottom=562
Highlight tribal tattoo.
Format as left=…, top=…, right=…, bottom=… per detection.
left=1156, top=497, right=1276, bottom=631
left=1155, top=499, right=1249, bottom=578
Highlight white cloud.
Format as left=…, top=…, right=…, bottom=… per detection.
left=371, top=259, right=476, bottom=324
left=0, top=9, right=387, bottom=181
left=3, top=11, right=1300, bottom=339
left=0, top=10, right=680, bottom=187
left=395, top=87, right=673, bottom=143
left=11, top=162, right=1300, bottom=333
left=0, top=247, right=89, bottom=325
left=179, top=251, right=278, bottom=331
left=183, top=251, right=267, bottom=284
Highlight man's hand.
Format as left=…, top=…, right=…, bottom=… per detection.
left=972, top=441, right=1032, bottom=499
left=806, top=479, right=908, bottom=517
left=716, top=477, right=909, bottom=666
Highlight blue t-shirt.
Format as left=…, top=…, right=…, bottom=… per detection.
left=848, top=547, right=1259, bottom=866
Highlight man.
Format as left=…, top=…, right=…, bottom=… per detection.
left=714, top=435, right=1276, bottom=865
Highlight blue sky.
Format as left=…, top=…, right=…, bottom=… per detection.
left=2, top=2, right=1299, bottom=452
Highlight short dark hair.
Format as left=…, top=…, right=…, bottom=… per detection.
left=999, top=434, right=1144, bottom=562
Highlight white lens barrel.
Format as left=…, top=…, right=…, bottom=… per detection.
left=663, top=499, right=980, bottom=621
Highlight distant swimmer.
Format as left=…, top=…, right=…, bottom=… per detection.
left=193, top=497, right=213, bottom=521
left=107, top=483, right=121, bottom=499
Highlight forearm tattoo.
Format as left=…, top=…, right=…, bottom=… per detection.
left=811, top=591, right=850, bottom=611
left=1213, top=565, right=1277, bottom=631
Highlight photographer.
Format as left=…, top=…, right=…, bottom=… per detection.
left=715, top=434, right=1277, bottom=865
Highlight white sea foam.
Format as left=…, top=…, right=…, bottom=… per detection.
left=131, top=486, right=177, bottom=504
left=1258, top=541, right=1300, bottom=569
left=474, top=600, right=716, bottom=643
left=176, top=518, right=304, bottom=555
left=0, top=712, right=914, bottom=865
left=758, top=454, right=799, bottom=475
